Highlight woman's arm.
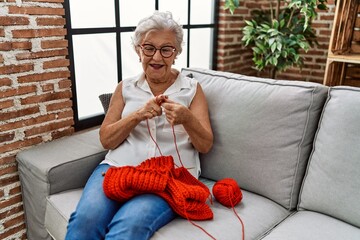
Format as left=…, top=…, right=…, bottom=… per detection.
left=161, top=83, right=213, bottom=153
left=99, top=82, right=164, bottom=150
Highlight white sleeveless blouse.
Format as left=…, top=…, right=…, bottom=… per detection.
left=101, top=72, right=201, bottom=178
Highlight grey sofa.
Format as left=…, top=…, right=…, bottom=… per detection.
left=17, top=68, right=360, bottom=240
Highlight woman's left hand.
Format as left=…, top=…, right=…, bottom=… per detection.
left=161, top=98, right=190, bottom=126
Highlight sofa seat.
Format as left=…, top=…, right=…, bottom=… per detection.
left=154, top=179, right=291, bottom=240
left=44, top=178, right=291, bottom=240
left=45, top=189, right=82, bottom=240
left=262, top=211, right=360, bottom=240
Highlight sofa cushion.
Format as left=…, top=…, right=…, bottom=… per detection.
left=261, top=211, right=360, bottom=240
left=17, top=128, right=106, bottom=195
left=45, top=189, right=82, bottom=240
left=153, top=178, right=290, bottom=240
left=299, top=86, right=360, bottom=228
left=182, top=68, right=328, bottom=210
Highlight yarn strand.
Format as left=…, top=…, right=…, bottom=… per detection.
left=146, top=119, right=163, bottom=156
left=188, top=219, right=216, bottom=240
left=229, top=191, right=245, bottom=240
left=172, top=125, right=184, bottom=168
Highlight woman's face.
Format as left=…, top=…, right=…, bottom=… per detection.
left=138, top=29, right=178, bottom=82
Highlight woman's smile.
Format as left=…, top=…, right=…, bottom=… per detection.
left=150, top=64, right=164, bottom=70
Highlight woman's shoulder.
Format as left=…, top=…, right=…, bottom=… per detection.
left=121, top=74, right=143, bottom=88
left=122, top=74, right=139, bottom=84
left=179, top=71, right=198, bottom=88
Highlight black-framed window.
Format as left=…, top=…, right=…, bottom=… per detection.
left=64, top=0, right=219, bottom=131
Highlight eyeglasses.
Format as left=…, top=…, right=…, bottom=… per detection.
left=139, top=44, right=176, bottom=58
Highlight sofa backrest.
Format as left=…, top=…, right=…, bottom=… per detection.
left=298, top=86, right=360, bottom=227
left=182, top=68, right=328, bottom=210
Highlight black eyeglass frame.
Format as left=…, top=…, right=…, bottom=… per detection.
left=139, top=44, right=177, bottom=58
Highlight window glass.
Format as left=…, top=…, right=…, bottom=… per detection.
left=120, top=1, right=154, bottom=27
left=159, top=0, right=188, bottom=25
left=173, top=29, right=188, bottom=70
left=189, top=28, right=212, bottom=69
left=69, top=0, right=115, bottom=28
left=121, top=32, right=143, bottom=79
left=191, top=0, right=214, bottom=24
left=72, top=33, right=118, bottom=119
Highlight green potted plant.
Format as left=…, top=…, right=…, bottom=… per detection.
left=225, top=0, right=328, bottom=79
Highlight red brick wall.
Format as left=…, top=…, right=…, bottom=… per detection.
left=217, top=0, right=336, bottom=83
left=0, top=0, right=72, bottom=239
left=0, top=0, right=336, bottom=238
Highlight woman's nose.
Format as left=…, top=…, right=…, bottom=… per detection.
left=152, top=49, right=163, bottom=60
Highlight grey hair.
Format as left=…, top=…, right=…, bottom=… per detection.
left=132, top=11, right=184, bottom=55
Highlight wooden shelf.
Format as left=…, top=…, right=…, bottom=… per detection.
left=327, top=53, right=360, bottom=64
left=323, top=0, right=360, bottom=86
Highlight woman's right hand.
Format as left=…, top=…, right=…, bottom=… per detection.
left=136, top=94, right=168, bottom=121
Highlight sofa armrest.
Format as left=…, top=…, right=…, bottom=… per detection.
left=17, top=128, right=107, bottom=194
left=16, top=128, right=107, bottom=240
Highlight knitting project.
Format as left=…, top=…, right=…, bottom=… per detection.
left=103, top=156, right=213, bottom=220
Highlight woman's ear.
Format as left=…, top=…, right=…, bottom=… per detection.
left=135, top=46, right=141, bottom=57
left=136, top=49, right=142, bottom=62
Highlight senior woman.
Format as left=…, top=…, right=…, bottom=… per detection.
left=65, top=11, right=213, bottom=240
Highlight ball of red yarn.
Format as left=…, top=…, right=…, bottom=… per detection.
left=212, top=178, right=243, bottom=208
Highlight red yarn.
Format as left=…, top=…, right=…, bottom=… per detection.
left=213, top=178, right=245, bottom=240
left=103, top=156, right=213, bottom=221
left=212, top=178, right=242, bottom=207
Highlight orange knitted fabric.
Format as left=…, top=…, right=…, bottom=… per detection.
left=103, top=156, right=213, bottom=220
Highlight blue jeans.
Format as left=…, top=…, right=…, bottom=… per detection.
left=65, top=164, right=176, bottom=240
